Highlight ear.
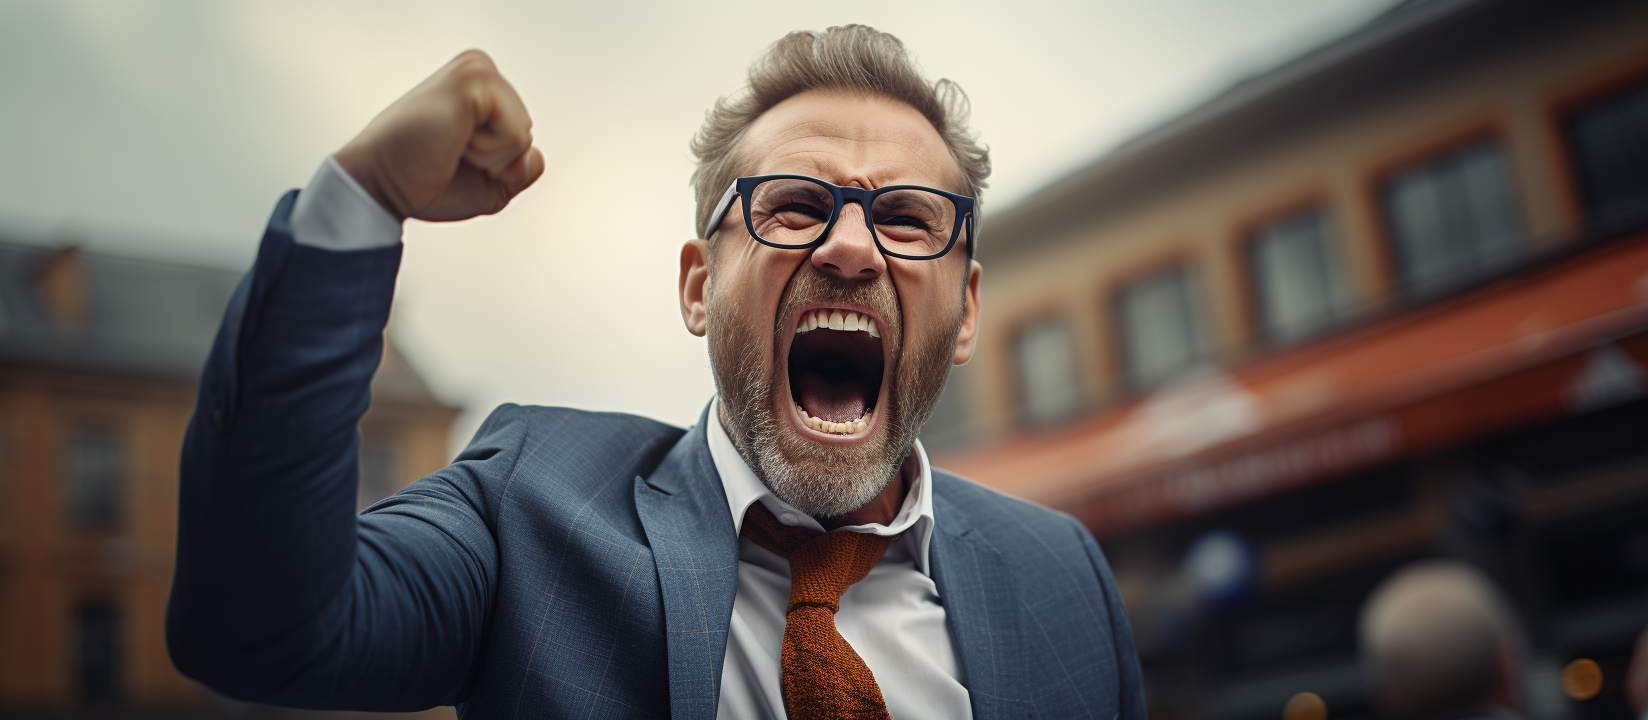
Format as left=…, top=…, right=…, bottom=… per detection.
left=679, top=239, right=711, bottom=337
left=952, top=259, right=982, bottom=365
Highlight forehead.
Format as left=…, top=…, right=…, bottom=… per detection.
left=739, top=89, right=961, bottom=192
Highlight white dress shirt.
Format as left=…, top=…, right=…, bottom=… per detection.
left=291, top=158, right=973, bottom=720
left=706, top=400, right=971, bottom=720
left=289, top=156, right=405, bottom=251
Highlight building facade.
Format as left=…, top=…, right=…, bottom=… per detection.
left=925, top=0, right=1648, bottom=718
left=0, top=243, right=457, bottom=716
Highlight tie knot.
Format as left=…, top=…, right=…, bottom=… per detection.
left=741, top=502, right=896, bottom=614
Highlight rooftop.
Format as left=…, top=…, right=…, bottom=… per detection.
left=0, top=239, right=442, bottom=405
left=978, top=0, right=1630, bottom=264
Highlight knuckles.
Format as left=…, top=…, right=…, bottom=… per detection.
left=451, top=48, right=497, bottom=72
left=351, top=48, right=537, bottom=222
left=446, top=49, right=501, bottom=88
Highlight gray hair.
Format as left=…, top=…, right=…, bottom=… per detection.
left=689, top=25, right=991, bottom=241
left=1359, top=560, right=1525, bottom=720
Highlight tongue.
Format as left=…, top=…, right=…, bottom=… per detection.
left=795, top=370, right=870, bottom=423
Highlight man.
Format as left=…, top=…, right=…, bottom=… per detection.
left=1359, top=561, right=1526, bottom=720
left=166, top=26, right=1144, bottom=720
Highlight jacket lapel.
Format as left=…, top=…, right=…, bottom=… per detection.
left=931, top=492, right=1037, bottom=720
left=634, top=404, right=740, bottom=720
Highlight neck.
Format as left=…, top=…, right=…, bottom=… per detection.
left=819, top=450, right=917, bottom=530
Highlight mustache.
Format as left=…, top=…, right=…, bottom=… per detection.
left=772, top=265, right=902, bottom=346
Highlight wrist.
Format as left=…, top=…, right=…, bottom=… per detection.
left=332, top=144, right=408, bottom=221
left=290, top=157, right=404, bottom=251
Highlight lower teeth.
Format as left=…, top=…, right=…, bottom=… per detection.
left=796, top=404, right=871, bottom=435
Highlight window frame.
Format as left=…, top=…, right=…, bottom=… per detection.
left=1239, top=199, right=1355, bottom=348
left=1540, top=56, right=1648, bottom=233
left=1369, top=129, right=1529, bottom=300
left=1009, top=312, right=1085, bottom=427
left=62, top=423, right=125, bottom=531
left=1109, top=258, right=1211, bottom=393
left=1554, top=66, right=1648, bottom=234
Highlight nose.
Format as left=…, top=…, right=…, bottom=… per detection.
left=810, top=202, right=886, bottom=281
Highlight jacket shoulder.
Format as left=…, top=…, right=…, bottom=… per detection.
left=457, top=403, right=687, bottom=486
left=930, top=468, right=1079, bottom=525
left=930, top=468, right=1146, bottom=718
left=930, top=468, right=1092, bottom=551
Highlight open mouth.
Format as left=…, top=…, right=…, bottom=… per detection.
left=787, top=307, right=886, bottom=436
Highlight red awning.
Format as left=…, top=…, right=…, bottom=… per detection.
left=938, top=234, right=1648, bottom=536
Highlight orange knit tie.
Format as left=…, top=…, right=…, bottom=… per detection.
left=741, top=502, right=896, bottom=720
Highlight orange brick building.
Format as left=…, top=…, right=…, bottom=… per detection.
left=922, top=1, right=1648, bottom=718
left=0, top=243, right=457, bottom=716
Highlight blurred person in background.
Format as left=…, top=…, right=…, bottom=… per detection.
left=162, top=25, right=1145, bottom=720
left=1359, top=560, right=1526, bottom=720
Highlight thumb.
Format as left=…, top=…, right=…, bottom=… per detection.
left=499, top=147, right=546, bottom=197
left=412, top=146, right=545, bottom=221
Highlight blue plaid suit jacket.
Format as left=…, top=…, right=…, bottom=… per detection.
left=167, top=192, right=1146, bottom=720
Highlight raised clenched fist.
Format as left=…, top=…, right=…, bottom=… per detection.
left=334, top=50, right=545, bottom=222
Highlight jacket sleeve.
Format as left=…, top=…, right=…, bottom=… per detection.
left=166, top=191, right=503, bottom=710
left=1074, top=517, right=1149, bottom=720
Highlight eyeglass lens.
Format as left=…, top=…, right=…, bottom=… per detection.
left=746, top=178, right=958, bottom=256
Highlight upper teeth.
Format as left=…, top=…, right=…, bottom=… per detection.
left=795, top=308, right=879, bottom=338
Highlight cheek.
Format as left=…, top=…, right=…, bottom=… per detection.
left=891, top=264, right=960, bottom=327
left=710, top=254, right=799, bottom=332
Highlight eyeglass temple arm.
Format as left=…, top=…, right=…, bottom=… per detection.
left=702, top=183, right=739, bottom=240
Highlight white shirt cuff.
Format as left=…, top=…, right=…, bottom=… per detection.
left=290, top=155, right=403, bottom=250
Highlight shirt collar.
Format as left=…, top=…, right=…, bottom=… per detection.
left=706, top=397, right=936, bottom=576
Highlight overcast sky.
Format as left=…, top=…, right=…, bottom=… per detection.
left=0, top=0, right=1400, bottom=451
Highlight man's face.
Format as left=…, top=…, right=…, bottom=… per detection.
left=678, top=89, right=983, bottom=518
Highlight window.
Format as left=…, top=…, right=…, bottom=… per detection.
left=1249, top=210, right=1352, bottom=343
left=65, top=427, right=122, bottom=529
left=1566, top=78, right=1648, bottom=230
left=1115, top=266, right=1208, bottom=390
left=76, top=600, right=121, bottom=704
left=357, top=431, right=399, bottom=510
left=1014, top=318, right=1081, bottom=426
left=1383, top=140, right=1523, bottom=297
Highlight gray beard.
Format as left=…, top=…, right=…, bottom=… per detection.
left=707, top=266, right=960, bottom=519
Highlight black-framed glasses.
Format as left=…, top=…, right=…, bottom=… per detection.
left=702, top=174, right=976, bottom=260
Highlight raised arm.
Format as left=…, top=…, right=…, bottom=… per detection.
left=165, top=50, right=543, bottom=710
